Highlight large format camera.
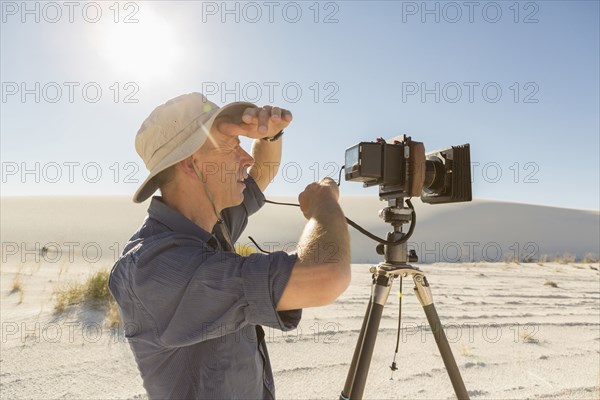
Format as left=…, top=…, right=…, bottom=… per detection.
left=345, top=135, right=472, bottom=203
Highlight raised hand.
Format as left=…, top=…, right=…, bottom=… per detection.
left=215, top=105, right=293, bottom=139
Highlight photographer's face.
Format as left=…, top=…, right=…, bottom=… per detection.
left=193, top=131, right=254, bottom=212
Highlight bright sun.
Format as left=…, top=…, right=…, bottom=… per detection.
left=100, top=7, right=181, bottom=81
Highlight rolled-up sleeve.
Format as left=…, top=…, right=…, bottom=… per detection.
left=242, top=251, right=301, bottom=330
left=133, top=242, right=301, bottom=348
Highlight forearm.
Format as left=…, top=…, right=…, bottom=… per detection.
left=248, top=138, right=282, bottom=192
left=296, top=198, right=351, bottom=275
left=276, top=182, right=351, bottom=311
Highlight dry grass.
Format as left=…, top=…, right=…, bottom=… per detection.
left=553, top=253, right=577, bottom=264
left=52, top=269, right=122, bottom=328
left=461, top=344, right=475, bottom=357
left=105, top=299, right=121, bottom=329
left=503, top=256, right=520, bottom=265
left=544, top=280, right=559, bottom=288
left=10, top=266, right=25, bottom=304
left=235, top=243, right=258, bottom=257
left=537, top=254, right=548, bottom=266
left=520, top=330, right=539, bottom=344
left=582, top=253, right=600, bottom=263
left=53, top=269, right=113, bottom=313
left=53, top=281, right=86, bottom=313
left=11, top=271, right=23, bottom=294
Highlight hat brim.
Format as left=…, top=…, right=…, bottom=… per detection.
left=132, top=101, right=256, bottom=203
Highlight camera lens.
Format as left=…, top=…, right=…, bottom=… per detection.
left=423, top=157, right=445, bottom=193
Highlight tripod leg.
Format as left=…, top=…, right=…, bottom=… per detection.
left=350, top=298, right=385, bottom=399
left=414, top=275, right=470, bottom=400
left=340, top=297, right=372, bottom=400
left=344, top=274, right=393, bottom=399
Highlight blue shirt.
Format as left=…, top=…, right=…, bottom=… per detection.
left=109, top=177, right=301, bottom=399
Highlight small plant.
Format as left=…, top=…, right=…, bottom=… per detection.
left=235, top=244, right=258, bottom=257
left=105, top=299, right=122, bottom=328
left=503, top=256, right=521, bottom=265
left=582, top=253, right=600, bottom=263
left=520, top=331, right=539, bottom=344
left=53, top=282, right=85, bottom=313
left=461, top=344, right=474, bottom=357
left=85, top=270, right=112, bottom=304
left=522, top=253, right=535, bottom=263
left=11, top=267, right=25, bottom=305
left=553, top=253, right=576, bottom=264
left=11, top=271, right=23, bottom=294
left=544, top=280, right=558, bottom=288
left=53, top=269, right=112, bottom=313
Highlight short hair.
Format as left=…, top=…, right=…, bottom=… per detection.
left=154, top=165, right=177, bottom=192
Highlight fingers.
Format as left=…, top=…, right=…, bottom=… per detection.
left=258, top=107, right=271, bottom=134
left=242, top=107, right=258, bottom=123
left=242, top=105, right=292, bottom=127
left=297, top=177, right=340, bottom=219
left=270, top=106, right=281, bottom=122
left=281, top=109, right=293, bottom=122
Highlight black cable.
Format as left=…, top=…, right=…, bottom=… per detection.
left=254, top=166, right=417, bottom=250
left=390, top=276, right=403, bottom=379
left=337, top=165, right=344, bottom=186
left=262, top=198, right=416, bottom=246
left=265, top=199, right=299, bottom=207
left=247, top=236, right=273, bottom=254
left=403, top=199, right=417, bottom=243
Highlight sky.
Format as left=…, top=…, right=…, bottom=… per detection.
left=1, top=0, right=599, bottom=210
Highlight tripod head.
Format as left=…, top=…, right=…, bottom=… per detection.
left=376, top=197, right=419, bottom=266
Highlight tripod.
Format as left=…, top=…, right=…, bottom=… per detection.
left=339, top=197, right=470, bottom=400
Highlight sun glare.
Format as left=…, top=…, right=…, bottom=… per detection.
left=100, top=8, right=181, bottom=81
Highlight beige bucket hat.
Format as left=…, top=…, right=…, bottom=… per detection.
left=133, top=92, right=255, bottom=203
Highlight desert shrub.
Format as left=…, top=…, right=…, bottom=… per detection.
left=553, top=253, right=576, bottom=264
left=53, top=269, right=112, bottom=313
left=53, top=282, right=86, bottom=313
left=235, top=243, right=258, bottom=257
left=582, top=253, right=599, bottom=263
left=85, top=270, right=111, bottom=304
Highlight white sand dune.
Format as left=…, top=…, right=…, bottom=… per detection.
left=2, top=196, right=598, bottom=263
left=1, top=196, right=599, bottom=399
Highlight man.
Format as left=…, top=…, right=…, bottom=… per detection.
left=109, top=93, right=351, bottom=399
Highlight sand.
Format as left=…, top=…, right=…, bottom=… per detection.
left=1, top=196, right=599, bottom=399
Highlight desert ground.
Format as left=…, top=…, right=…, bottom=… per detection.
left=1, top=196, right=599, bottom=399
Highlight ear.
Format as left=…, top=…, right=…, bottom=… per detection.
left=177, top=157, right=197, bottom=178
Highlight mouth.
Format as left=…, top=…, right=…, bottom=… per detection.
left=237, top=170, right=249, bottom=186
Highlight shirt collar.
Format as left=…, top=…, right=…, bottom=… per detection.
left=148, top=196, right=214, bottom=244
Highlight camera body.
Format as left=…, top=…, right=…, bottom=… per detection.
left=345, top=135, right=472, bottom=203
